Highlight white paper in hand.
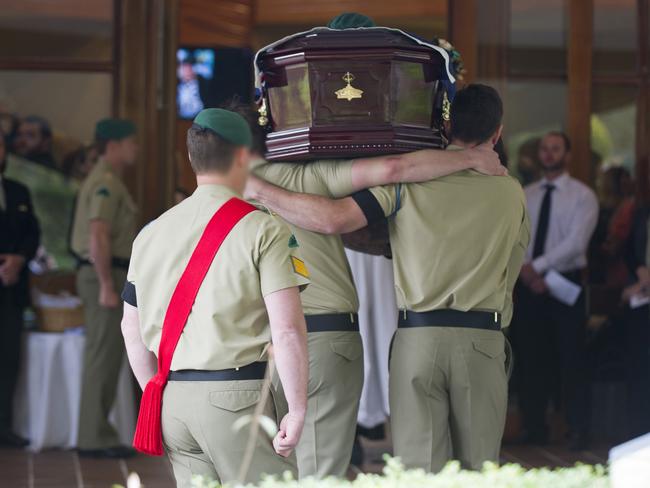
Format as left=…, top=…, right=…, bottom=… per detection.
left=544, top=270, right=582, bottom=306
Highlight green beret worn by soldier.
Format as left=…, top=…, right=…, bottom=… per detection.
left=71, top=118, right=138, bottom=458
left=120, top=109, right=309, bottom=486
left=247, top=85, right=530, bottom=472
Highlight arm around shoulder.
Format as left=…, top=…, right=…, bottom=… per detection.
left=248, top=174, right=368, bottom=235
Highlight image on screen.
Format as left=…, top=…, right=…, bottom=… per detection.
left=177, top=46, right=253, bottom=119
left=177, top=48, right=215, bottom=119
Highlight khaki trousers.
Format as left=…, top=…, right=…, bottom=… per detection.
left=389, top=327, right=507, bottom=472
left=162, top=379, right=297, bottom=487
left=76, top=266, right=127, bottom=449
left=273, top=330, right=364, bottom=479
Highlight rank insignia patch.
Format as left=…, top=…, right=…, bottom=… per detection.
left=288, top=234, right=299, bottom=248
left=291, top=256, right=309, bottom=278
left=96, top=187, right=111, bottom=197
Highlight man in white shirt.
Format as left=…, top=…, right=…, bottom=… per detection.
left=511, top=131, right=598, bottom=450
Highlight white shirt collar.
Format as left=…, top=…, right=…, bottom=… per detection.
left=541, top=172, right=570, bottom=191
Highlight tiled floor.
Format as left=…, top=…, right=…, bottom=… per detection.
left=0, top=439, right=610, bottom=488
left=0, top=448, right=176, bottom=488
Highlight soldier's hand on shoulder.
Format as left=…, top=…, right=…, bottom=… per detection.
left=243, top=174, right=264, bottom=201
left=471, top=142, right=507, bottom=176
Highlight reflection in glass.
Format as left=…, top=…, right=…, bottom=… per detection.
left=392, top=62, right=435, bottom=128
left=593, top=0, right=638, bottom=73
left=591, top=84, right=638, bottom=174
left=509, top=0, right=567, bottom=75
left=0, top=71, right=112, bottom=143
left=0, top=0, right=113, bottom=61
left=500, top=79, right=568, bottom=185
left=0, top=70, right=112, bottom=270
left=267, top=64, right=312, bottom=131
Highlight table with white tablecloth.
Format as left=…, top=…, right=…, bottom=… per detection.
left=345, top=250, right=398, bottom=429
left=12, top=331, right=136, bottom=452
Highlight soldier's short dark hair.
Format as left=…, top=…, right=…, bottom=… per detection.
left=450, top=84, right=503, bottom=145
left=221, top=100, right=267, bottom=156
left=186, top=125, right=237, bottom=174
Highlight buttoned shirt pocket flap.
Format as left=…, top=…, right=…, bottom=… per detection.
left=209, top=390, right=261, bottom=412
left=472, top=339, right=505, bottom=359
left=330, top=341, right=363, bottom=362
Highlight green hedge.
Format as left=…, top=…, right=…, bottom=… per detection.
left=190, top=457, right=609, bottom=488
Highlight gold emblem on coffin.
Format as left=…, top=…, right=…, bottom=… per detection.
left=335, top=72, right=363, bottom=101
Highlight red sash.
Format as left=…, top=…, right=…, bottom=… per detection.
left=133, top=197, right=257, bottom=456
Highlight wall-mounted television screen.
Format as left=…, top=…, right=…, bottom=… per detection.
left=176, top=46, right=253, bottom=119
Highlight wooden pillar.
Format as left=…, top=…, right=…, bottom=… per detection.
left=117, top=0, right=178, bottom=223
left=448, top=0, right=477, bottom=85
left=566, top=0, right=594, bottom=184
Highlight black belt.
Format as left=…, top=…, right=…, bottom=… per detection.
left=398, top=309, right=501, bottom=331
left=305, top=313, right=359, bottom=333
left=77, top=257, right=130, bottom=270
left=169, top=362, right=267, bottom=381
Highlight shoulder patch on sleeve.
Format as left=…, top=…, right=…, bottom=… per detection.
left=291, top=256, right=309, bottom=278
left=288, top=234, right=299, bottom=248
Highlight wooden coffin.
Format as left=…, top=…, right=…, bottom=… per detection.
left=257, top=28, right=451, bottom=161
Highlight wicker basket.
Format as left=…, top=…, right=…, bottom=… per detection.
left=30, top=271, right=84, bottom=332
left=35, top=305, right=85, bottom=333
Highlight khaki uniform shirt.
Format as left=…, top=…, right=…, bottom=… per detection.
left=369, top=147, right=530, bottom=327
left=127, top=184, right=310, bottom=371
left=253, top=159, right=359, bottom=315
left=71, top=159, right=137, bottom=259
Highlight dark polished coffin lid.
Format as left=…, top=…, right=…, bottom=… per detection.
left=256, top=27, right=454, bottom=161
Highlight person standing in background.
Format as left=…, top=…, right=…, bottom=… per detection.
left=589, top=166, right=635, bottom=289
left=0, top=128, right=40, bottom=447
left=619, top=191, right=650, bottom=439
left=511, top=131, right=599, bottom=450
left=70, top=119, right=138, bottom=458
left=13, top=115, right=57, bottom=170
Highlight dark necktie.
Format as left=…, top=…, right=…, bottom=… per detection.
left=533, top=183, right=555, bottom=258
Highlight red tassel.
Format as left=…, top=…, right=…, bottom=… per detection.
left=132, top=376, right=165, bottom=456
